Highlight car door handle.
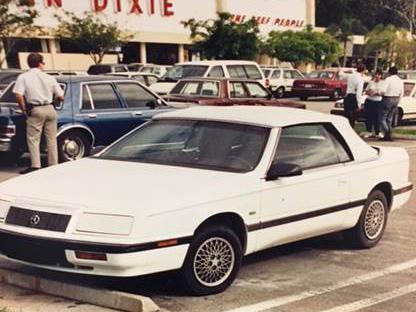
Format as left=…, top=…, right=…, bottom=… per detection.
left=132, top=111, right=143, bottom=116
left=87, top=114, right=97, bottom=119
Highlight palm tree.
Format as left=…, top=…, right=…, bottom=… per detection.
left=326, top=18, right=367, bottom=67
left=365, top=24, right=397, bottom=70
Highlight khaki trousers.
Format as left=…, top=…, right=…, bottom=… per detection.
left=26, top=105, right=58, bottom=168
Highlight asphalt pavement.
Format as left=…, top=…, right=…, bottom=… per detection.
left=1, top=98, right=416, bottom=312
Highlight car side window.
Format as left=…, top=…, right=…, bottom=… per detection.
left=200, top=81, right=219, bottom=96
left=283, top=71, right=292, bottom=79
left=133, top=75, right=146, bottom=84
left=147, top=76, right=158, bottom=85
left=116, top=83, right=157, bottom=108
left=227, top=65, right=247, bottom=78
left=273, top=124, right=351, bottom=170
left=230, top=82, right=248, bottom=98
left=208, top=66, right=225, bottom=78
left=271, top=70, right=281, bottom=79
left=81, top=85, right=92, bottom=110
left=404, top=83, right=415, bottom=97
left=87, top=83, right=121, bottom=110
left=292, top=70, right=303, bottom=79
left=245, top=82, right=268, bottom=98
left=244, top=65, right=263, bottom=80
left=115, top=66, right=127, bottom=73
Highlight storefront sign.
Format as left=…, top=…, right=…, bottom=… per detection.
left=225, top=0, right=307, bottom=33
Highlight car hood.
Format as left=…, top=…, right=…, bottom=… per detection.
left=0, top=158, right=258, bottom=217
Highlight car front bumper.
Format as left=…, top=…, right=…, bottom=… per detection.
left=0, top=229, right=190, bottom=277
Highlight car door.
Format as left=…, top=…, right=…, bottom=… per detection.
left=257, top=123, right=353, bottom=251
left=283, top=70, right=293, bottom=90
left=114, top=81, right=168, bottom=130
left=80, top=82, right=132, bottom=146
left=399, top=82, right=416, bottom=120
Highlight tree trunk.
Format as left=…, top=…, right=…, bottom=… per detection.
left=374, top=50, right=379, bottom=71
left=342, top=41, right=348, bottom=67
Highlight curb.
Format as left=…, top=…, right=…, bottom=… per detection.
left=0, top=264, right=160, bottom=312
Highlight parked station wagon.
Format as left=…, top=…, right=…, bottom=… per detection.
left=0, top=106, right=411, bottom=295
left=164, top=78, right=305, bottom=109
left=0, top=76, right=170, bottom=162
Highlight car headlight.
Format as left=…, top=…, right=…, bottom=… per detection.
left=76, top=213, right=134, bottom=236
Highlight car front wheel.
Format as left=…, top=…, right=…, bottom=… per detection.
left=274, top=87, right=285, bottom=98
left=58, top=130, right=92, bottom=162
left=181, top=226, right=242, bottom=295
left=344, top=190, right=388, bottom=248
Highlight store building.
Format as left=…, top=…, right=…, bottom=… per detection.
left=1, top=0, right=315, bottom=70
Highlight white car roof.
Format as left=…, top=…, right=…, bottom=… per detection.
left=155, top=106, right=341, bottom=128
left=155, top=106, right=378, bottom=162
left=174, top=60, right=260, bottom=66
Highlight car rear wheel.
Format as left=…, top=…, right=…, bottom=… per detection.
left=274, top=87, right=285, bottom=98
left=344, top=190, right=388, bottom=248
left=181, top=226, right=242, bottom=295
left=58, top=130, right=92, bottom=162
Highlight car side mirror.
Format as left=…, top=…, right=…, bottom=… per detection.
left=265, top=162, right=302, bottom=181
left=146, top=100, right=158, bottom=109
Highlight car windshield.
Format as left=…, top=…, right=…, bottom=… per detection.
left=307, top=71, right=335, bottom=79
left=161, top=65, right=209, bottom=81
left=99, top=119, right=270, bottom=173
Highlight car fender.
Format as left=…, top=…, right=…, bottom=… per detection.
left=57, top=123, right=95, bottom=147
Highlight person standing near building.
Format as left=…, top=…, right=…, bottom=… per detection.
left=363, top=69, right=384, bottom=138
left=379, top=66, right=403, bottom=141
left=13, top=53, right=64, bottom=174
left=344, top=64, right=366, bottom=127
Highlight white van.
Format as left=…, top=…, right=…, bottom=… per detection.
left=150, top=60, right=265, bottom=95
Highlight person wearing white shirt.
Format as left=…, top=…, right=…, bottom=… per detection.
left=13, top=53, right=64, bottom=174
left=379, top=67, right=403, bottom=141
left=344, top=64, right=366, bottom=127
left=363, top=69, right=384, bottom=138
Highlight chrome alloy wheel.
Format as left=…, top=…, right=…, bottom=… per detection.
left=62, top=137, right=85, bottom=161
left=364, top=199, right=385, bottom=240
left=193, top=237, right=235, bottom=287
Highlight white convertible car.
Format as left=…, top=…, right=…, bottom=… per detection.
left=0, top=106, right=412, bottom=295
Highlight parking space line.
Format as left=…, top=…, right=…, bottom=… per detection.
left=225, top=258, right=416, bottom=312
left=317, top=283, right=416, bottom=312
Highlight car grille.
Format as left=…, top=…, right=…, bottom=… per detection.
left=0, top=231, right=74, bottom=268
left=5, top=206, right=71, bottom=232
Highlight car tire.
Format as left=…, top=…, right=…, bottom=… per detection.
left=344, top=190, right=388, bottom=249
left=300, top=96, right=308, bottom=101
left=181, top=226, right=242, bottom=295
left=330, top=89, right=341, bottom=100
left=58, top=130, right=92, bottom=162
left=274, top=87, right=285, bottom=98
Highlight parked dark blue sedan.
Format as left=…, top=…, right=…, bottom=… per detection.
left=0, top=76, right=172, bottom=162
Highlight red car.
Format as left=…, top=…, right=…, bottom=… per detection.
left=164, top=78, right=305, bottom=109
left=292, top=69, right=348, bottom=101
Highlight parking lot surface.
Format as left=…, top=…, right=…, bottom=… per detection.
left=1, top=100, right=416, bottom=312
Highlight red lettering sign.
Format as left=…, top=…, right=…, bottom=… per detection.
left=130, top=0, right=143, bottom=14
left=274, top=18, right=281, bottom=25
left=45, top=0, right=62, bottom=7
left=162, top=0, right=174, bottom=16
left=26, top=0, right=35, bottom=5
left=114, top=0, right=121, bottom=12
left=148, top=0, right=155, bottom=15
left=93, top=0, right=107, bottom=12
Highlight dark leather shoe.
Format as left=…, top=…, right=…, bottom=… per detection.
left=20, top=167, right=40, bottom=174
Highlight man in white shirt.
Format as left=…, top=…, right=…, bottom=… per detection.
left=13, top=53, right=64, bottom=174
left=379, top=67, right=403, bottom=141
left=344, top=64, right=366, bottom=127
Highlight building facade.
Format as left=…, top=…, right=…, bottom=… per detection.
left=1, top=0, right=315, bottom=70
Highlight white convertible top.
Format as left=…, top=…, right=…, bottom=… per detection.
left=155, top=106, right=378, bottom=162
